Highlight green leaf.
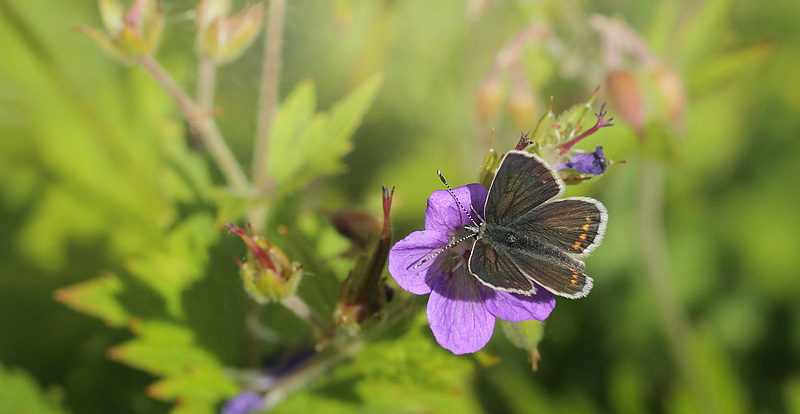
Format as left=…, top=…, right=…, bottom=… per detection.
left=54, top=272, right=129, bottom=327
left=276, top=314, right=481, bottom=414
left=109, top=320, right=238, bottom=410
left=499, top=319, right=544, bottom=370
left=126, top=213, right=218, bottom=317
left=0, top=363, right=69, bottom=414
left=266, top=73, right=384, bottom=193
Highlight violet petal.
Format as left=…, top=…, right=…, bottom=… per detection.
left=424, top=183, right=488, bottom=232
left=427, top=268, right=495, bottom=355
left=559, top=146, right=607, bottom=175
left=480, top=284, right=556, bottom=322
left=387, top=230, right=448, bottom=295
left=222, top=390, right=264, bottom=414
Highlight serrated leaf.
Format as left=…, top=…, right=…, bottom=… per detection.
left=277, top=314, right=480, bottom=414
left=54, top=272, right=129, bottom=327
left=126, top=213, right=218, bottom=317
left=148, top=365, right=238, bottom=404
left=161, top=130, right=214, bottom=204
left=266, top=73, right=384, bottom=193
left=0, top=363, right=69, bottom=414
left=109, top=320, right=237, bottom=412
left=265, top=80, right=317, bottom=187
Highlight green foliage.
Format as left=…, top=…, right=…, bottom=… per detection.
left=108, top=321, right=238, bottom=411
left=0, top=363, right=69, bottom=414
left=266, top=73, right=384, bottom=194
left=275, top=314, right=482, bottom=414
left=2, top=0, right=800, bottom=413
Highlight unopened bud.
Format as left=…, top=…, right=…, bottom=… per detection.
left=83, top=0, right=165, bottom=63
left=509, top=88, right=537, bottom=131
left=196, top=2, right=265, bottom=64
left=604, top=69, right=644, bottom=133
left=225, top=223, right=303, bottom=302
left=477, top=72, right=505, bottom=123
left=651, top=65, right=686, bottom=123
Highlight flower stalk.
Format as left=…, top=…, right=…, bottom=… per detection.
left=252, top=0, right=287, bottom=192
left=137, top=55, right=250, bottom=194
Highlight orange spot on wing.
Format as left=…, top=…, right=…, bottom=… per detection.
left=582, top=223, right=590, bottom=231
left=572, top=241, right=582, bottom=250
left=579, top=233, right=587, bottom=240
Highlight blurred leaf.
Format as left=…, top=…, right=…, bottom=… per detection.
left=786, top=376, right=800, bottom=414
left=276, top=314, right=480, bottom=414
left=109, top=320, right=237, bottom=410
left=499, top=319, right=544, bottom=370
left=0, top=363, right=69, bottom=414
left=266, top=73, right=384, bottom=193
left=125, top=213, right=218, bottom=317
left=54, top=272, right=129, bottom=327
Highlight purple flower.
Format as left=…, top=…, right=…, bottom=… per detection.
left=556, top=146, right=607, bottom=175
left=222, top=390, right=264, bottom=414
left=388, top=184, right=556, bottom=355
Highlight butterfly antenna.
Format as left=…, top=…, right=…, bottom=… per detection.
left=437, top=170, right=480, bottom=228
left=413, top=233, right=477, bottom=269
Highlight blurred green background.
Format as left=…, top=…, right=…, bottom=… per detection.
left=2, top=0, right=800, bottom=413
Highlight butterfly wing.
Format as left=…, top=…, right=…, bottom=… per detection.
left=469, top=235, right=593, bottom=298
left=468, top=238, right=534, bottom=294
left=484, top=151, right=565, bottom=226
left=510, top=197, right=608, bottom=257
left=506, top=245, right=594, bottom=299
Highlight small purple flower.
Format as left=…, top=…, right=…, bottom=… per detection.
left=555, top=146, right=607, bottom=175
left=222, top=390, right=264, bottom=414
left=388, top=184, right=556, bottom=355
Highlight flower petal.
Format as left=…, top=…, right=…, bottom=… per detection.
left=480, top=284, right=556, bottom=322
left=425, top=183, right=488, bottom=233
left=388, top=230, right=449, bottom=295
left=556, top=146, right=607, bottom=175
left=427, top=268, right=495, bottom=354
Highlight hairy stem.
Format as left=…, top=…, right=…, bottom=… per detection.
left=138, top=55, right=250, bottom=194
left=197, top=57, right=217, bottom=113
left=252, top=0, right=287, bottom=192
left=281, top=294, right=335, bottom=338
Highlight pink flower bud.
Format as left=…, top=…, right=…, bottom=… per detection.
left=604, top=69, right=645, bottom=133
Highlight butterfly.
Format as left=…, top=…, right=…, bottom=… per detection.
left=464, top=150, right=608, bottom=298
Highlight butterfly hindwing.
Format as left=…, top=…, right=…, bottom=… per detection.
left=505, top=241, right=593, bottom=298
left=511, top=197, right=608, bottom=257
left=484, top=151, right=565, bottom=227
left=468, top=238, right=534, bottom=294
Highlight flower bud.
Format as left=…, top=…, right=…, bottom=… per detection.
left=225, top=223, right=303, bottom=302
left=336, top=186, right=394, bottom=326
left=82, top=0, right=165, bottom=64
left=476, top=72, right=505, bottom=123
left=196, top=2, right=265, bottom=64
left=650, top=65, right=686, bottom=123
left=604, top=69, right=644, bottom=133
left=509, top=87, right=537, bottom=131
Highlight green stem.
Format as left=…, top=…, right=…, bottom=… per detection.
left=138, top=55, right=250, bottom=195
left=197, top=57, right=217, bottom=113
left=252, top=0, right=287, bottom=192
left=639, top=162, right=711, bottom=412
left=281, top=294, right=335, bottom=338
left=260, top=296, right=416, bottom=409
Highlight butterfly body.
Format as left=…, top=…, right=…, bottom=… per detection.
left=467, top=150, right=607, bottom=299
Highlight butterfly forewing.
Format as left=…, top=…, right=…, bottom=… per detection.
left=469, top=238, right=534, bottom=293
left=484, top=151, right=565, bottom=227
left=510, top=197, right=608, bottom=257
